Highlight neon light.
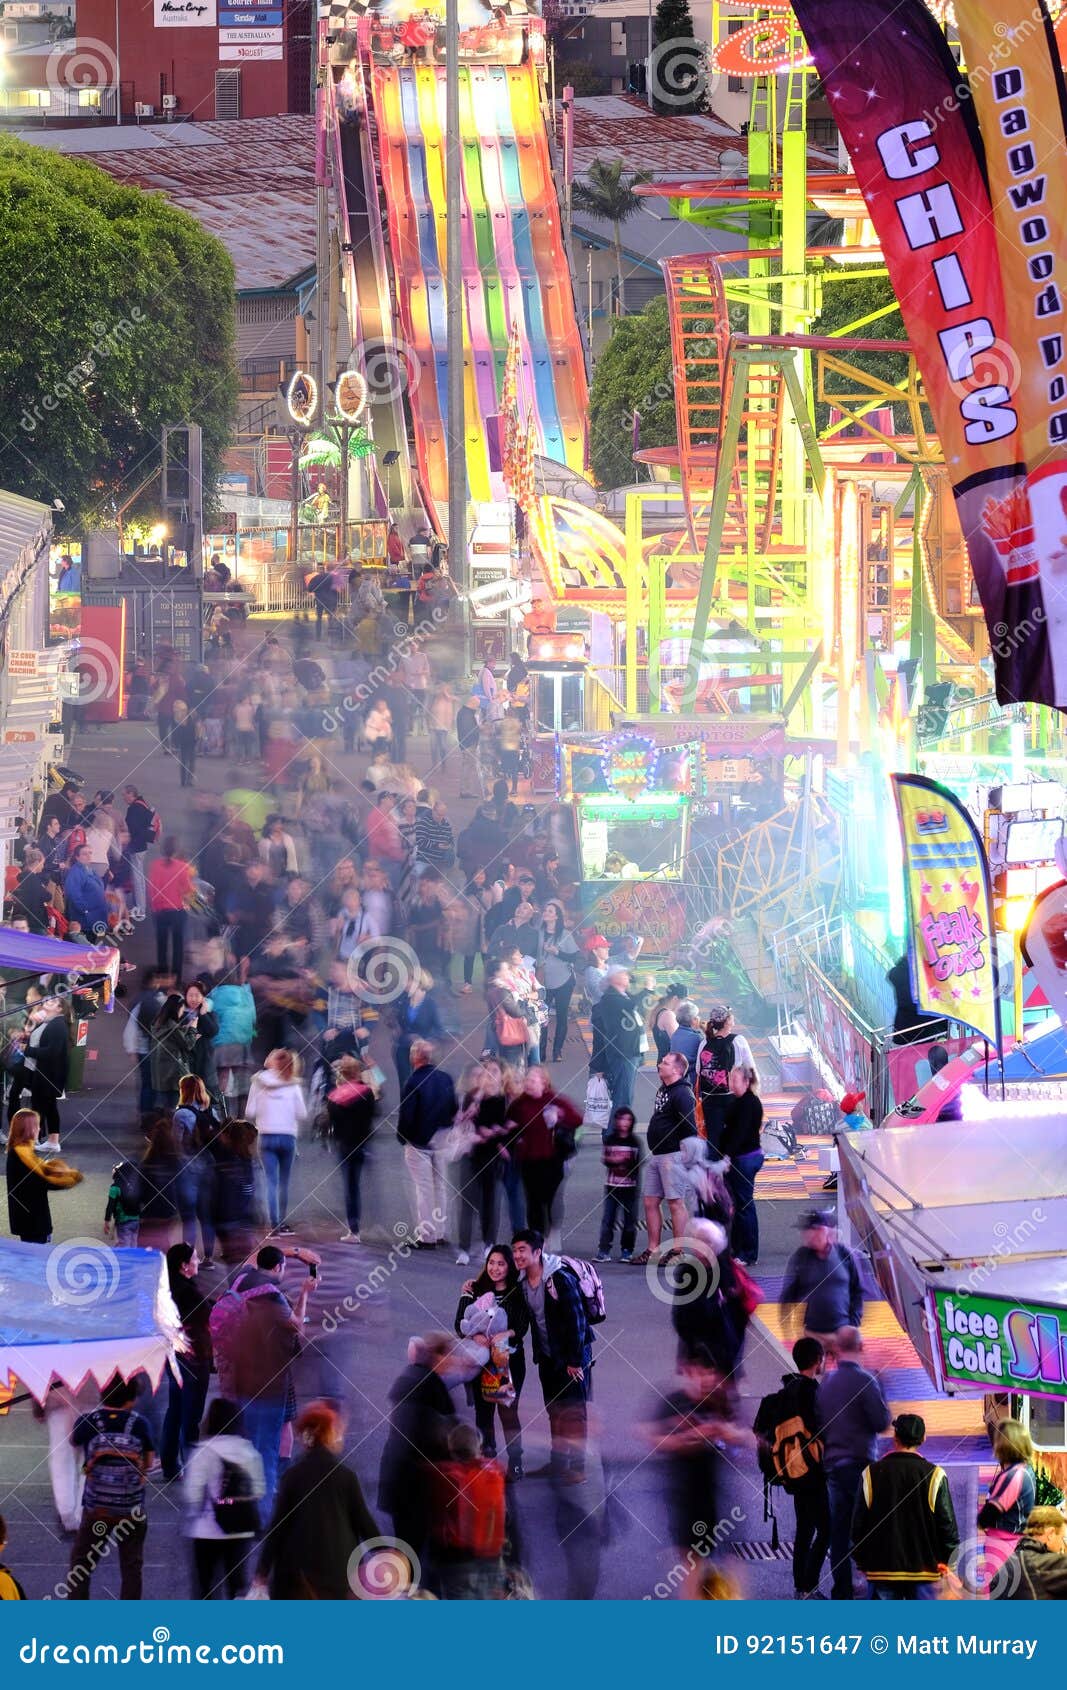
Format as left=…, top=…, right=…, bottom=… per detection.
left=335, top=368, right=368, bottom=421
left=286, top=369, right=319, bottom=426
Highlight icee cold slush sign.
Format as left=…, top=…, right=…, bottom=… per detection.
left=933, top=1290, right=1067, bottom=1399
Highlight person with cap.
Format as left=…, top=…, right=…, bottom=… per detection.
left=583, top=936, right=611, bottom=1006
left=838, top=1091, right=871, bottom=1133
left=850, top=1411, right=959, bottom=1599
left=781, top=1209, right=865, bottom=1356
left=815, top=1326, right=891, bottom=1599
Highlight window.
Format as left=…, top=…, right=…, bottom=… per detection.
left=610, top=20, right=626, bottom=55
left=78, top=89, right=102, bottom=108
left=0, top=88, right=49, bottom=108
left=215, top=68, right=241, bottom=121
left=726, top=16, right=744, bottom=92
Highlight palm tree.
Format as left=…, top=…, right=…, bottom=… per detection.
left=571, top=158, right=651, bottom=318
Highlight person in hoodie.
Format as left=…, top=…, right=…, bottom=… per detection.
left=244, top=1048, right=308, bottom=1233
left=183, top=1397, right=265, bottom=1599
left=754, top=1337, right=830, bottom=1599
left=511, top=1228, right=593, bottom=1481
left=327, top=1054, right=378, bottom=1243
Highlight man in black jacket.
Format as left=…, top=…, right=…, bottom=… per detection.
left=993, top=1507, right=1067, bottom=1598
left=122, top=785, right=157, bottom=915
left=512, top=1228, right=593, bottom=1480
left=635, top=1051, right=697, bottom=1263
left=851, top=1412, right=958, bottom=1599
left=754, top=1336, right=830, bottom=1598
left=10, top=850, right=51, bottom=933
left=590, top=966, right=651, bottom=1112
left=397, top=1039, right=456, bottom=1246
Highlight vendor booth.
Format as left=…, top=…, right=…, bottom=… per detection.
left=0, top=1242, right=181, bottom=1405
left=839, top=1115, right=1067, bottom=1461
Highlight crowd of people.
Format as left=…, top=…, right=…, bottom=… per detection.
left=0, top=595, right=1063, bottom=1605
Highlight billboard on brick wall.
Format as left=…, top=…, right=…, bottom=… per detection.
left=790, top=0, right=1067, bottom=708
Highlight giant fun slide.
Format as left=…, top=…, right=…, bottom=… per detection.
left=369, top=56, right=588, bottom=532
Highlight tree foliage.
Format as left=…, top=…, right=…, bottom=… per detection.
left=651, top=0, right=707, bottom=115
left=588, top=296, right=679, bottom=488
left=0, top=137, right=238, bottom=527
left=809, top=269, right=911, bottom=430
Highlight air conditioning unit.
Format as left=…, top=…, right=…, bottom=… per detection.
left=161, top=94, right=178, bottom=110
left=134, top=102, right=156, bottom=117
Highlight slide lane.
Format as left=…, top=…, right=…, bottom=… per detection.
left=370, top=54, right=588, bottom=528
left=504, top=64, right=588, bottom=472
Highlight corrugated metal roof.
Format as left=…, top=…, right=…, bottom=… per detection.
left=571, top=93, right=836, bottom=177
left=0, top=491, right=51, bottom=579
left=13, top=117, right=317, bottom=292
left=572, top=94, right=744, bottom=176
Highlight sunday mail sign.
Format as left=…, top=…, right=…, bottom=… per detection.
left=932, top=1289, right=1067, bottom=1400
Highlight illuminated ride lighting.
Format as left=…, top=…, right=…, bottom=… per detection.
left=713, top=18, right=812, bottom=76
left=286, top=369, right=319, bottom=427
left=335, top=368, right=369, bottom=421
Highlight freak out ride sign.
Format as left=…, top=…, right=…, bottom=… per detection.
left=790, top=0, right=1067, bottom=707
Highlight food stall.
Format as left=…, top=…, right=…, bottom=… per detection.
left=559, top=733, right=695, bottom=955
left=838, top=1115, right=1067, bottom=1471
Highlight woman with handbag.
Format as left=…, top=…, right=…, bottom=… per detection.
left=484, top=954, right=532, bottom=1070
left=183, top=1398, right=265, bottom=1599
left=978, top=1419, right=1037, bottom=1584
left=454, top=1244, right=529, bottom=1481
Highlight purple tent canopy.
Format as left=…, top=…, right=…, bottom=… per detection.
left=0, top=925, right=120, bottom=1009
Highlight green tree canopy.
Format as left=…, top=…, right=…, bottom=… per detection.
left=0, top=137, right=238, bottom=527
left=651, top=0, right=707, bottom=115
left=809, top=268, right=912, bottom=431
left=588, top=296, right=679, bottom=488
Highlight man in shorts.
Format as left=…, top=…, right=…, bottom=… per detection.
left=633, top=1051, right=697, bottom=1263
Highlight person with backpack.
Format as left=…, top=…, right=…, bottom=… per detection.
left=428, top=1421, right=507, bottom=1599
left=850, top=1412, right=959, bottom=1599
left=754, top=1337, right=830, bottom=1599
left=122, top=785, right=159, bottom=916
left=697, top=1004, right=756, bottom=1154
left=104, top=1157, right=143, bottom=1245
left=68, top=1375, right=156, bottom=1600
left=160, top=1243, right=215, bottom=1483
left=183, top=1398, right=265, bottom=1598
left=210, top=1244, right=310, bottom=1515
left=511, top=1228, right=596, bottom=1482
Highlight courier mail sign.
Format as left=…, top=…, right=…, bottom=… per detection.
left=932, top=1290, right=1067, bottom=1400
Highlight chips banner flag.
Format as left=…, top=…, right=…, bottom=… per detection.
left=791, top=0, right=1063, bottom=708
left=891, top=773, right=1000, bottom=1046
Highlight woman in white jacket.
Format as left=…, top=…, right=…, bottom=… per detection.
left=183, top=1398, right=266, bottom=1599
left=258, top=817, right=299, bottom=878
left=244, top=1048, right=307, bottom=1232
